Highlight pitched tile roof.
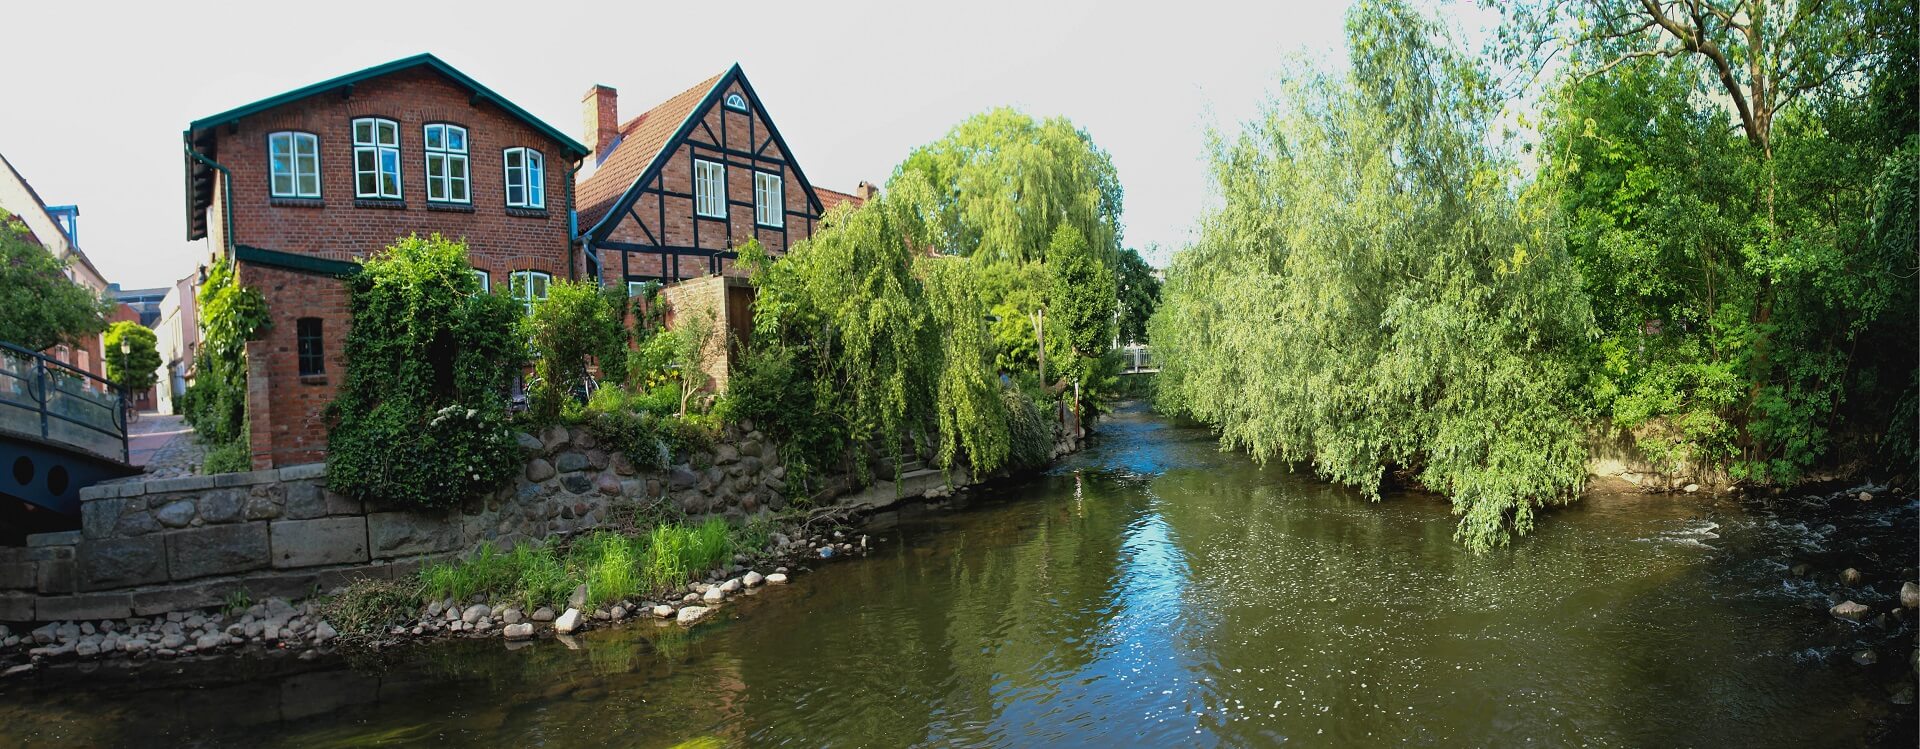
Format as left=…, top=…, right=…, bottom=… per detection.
left=575, top=71, right=727, bottom=232
left=814, top=187, right=866, bottom=212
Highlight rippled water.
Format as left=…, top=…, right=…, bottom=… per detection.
left=2, top=403, right=1914, bottom=747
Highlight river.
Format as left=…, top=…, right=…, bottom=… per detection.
left=1, top=402, right=1913, bottom=747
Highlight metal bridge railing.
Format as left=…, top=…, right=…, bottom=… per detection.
left=0, top=341, right=129, bottom=463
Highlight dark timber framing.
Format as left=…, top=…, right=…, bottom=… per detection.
left=579, top=64, right=828, bottom=286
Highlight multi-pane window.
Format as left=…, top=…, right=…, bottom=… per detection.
left=694, top=159, right=726, bottom=218
left=754, top=171, right=783, bottom=227
left=510, top=270, right=550, bottom=315
left=472, top=269, right=490, bottom=293
left=423, top=124, right=469, bottom=203
left=296, top=318, right=325, bottom=376
left=504, top=148, right=545, bottom=209
left=268, top=132, right=320, bottom=198
left=352, top=118, right=401, bottom=199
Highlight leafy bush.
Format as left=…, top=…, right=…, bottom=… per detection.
left=202, top=437, right=251, bottom=474
left=0, top=210, right=112, bottom=351
left=1004, top=388, right=1053, bottom=471
left=326, top=235, right=526, bottom=508
left=526, top=279, right=628, bottom=422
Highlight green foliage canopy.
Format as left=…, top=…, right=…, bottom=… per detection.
left=181, top=258, right=267, bottom=451
left=0, top=211, right=110, bottom=352
left=102, top=321, right=160, bottom=392
left=1150, top=0, right=1596, bottom=552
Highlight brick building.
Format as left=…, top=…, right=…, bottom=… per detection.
left=183, top=54, right=589, bottom=469
left=574, top=64, right=873, bottom=290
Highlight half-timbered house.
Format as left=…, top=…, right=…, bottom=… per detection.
left=574, top=65, right=873, bottom=291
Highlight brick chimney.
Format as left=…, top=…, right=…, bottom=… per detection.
left=583, top=85, right=619, bottom=159
left=855, top=181, right=879, bottom=202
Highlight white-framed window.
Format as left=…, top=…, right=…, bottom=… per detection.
left=627, top=280, right=657, bottom=297
left=510, top=270, right=550, bottom=315
left=504, top=148, right=545, bottom=209
left=693, top=159, right=726, bottom=218
left=472, top=269, right=490, bottom=293
left=754, top=171, right=783, bottom=227
left=423, top=123, right=469, bottom=203
left=352, top=117, right=402, bottom=199
left=724, top=92, right=748, bottom=111
left=268, top=131, right=320, bottom=198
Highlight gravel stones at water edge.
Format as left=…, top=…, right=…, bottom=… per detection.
left=503, top=623, right=534, bottom=640
left=764, top=573, right=789, bottom=585
left=554, top=608, right=582, bottom=634
left=1830, top=600, right=1871, bottom=620
left=532, top=606, right=556, bottom=622
left=743, top=571, right=765, bottom=587
left=702, top=587, right=725, bottom=603
left=652, top=604, right=674, bottom=618
left=461, top=604, right=490, bottom=624
left=1901, top=582, right=1919, bottom=609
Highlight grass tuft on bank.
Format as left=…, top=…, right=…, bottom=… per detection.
left=416, top=517, right=741, bottom=613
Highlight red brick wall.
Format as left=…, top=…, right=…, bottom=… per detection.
left=206, top=66, right=580, bottom=468
left=600, top=79, right=819, bottom=286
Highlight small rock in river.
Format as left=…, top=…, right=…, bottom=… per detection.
left=702, top=587, right=725, bottom=603
left=765, top=573, right=789, bottom=585
left=314, top=622, right=337, bottom=644
left=1900, top=581, right=1918, bottom=609
left=1858, top=491, right=1874, bottom=502
left=1852, top=649, right=1878, bottom=666
left=462, top=604, right=490, bottom=624
left=653, top=605, right=674, bottom=618
left=532, top=607, right=556, bottom=622
left=554, top=608, right=582, bottom=634
left=676, top=606, right=712, bottom=626
left=1842, top=568, right=1864, bottom=586
left=502, top=608, right=524, bottom=625
left=1683, top=484, right=1699, bottom=493
left=743, top=571, right=765, bottom=587
left=503, top=623, right=534, bottom=640
left=1831, top=600, right=1871, bottom=620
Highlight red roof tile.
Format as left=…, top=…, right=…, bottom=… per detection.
left=814, top=187, right=866, bottom=212
left=576, top=71, right=727, bottom=232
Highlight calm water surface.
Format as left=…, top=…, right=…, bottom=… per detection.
left=2, top=403, right=1914, bottom=747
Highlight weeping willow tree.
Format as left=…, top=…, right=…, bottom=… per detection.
left=1150, top=0, right=1596, bottom=551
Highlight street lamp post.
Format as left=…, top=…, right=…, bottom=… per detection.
left=119, top=338, right=131, bottom=422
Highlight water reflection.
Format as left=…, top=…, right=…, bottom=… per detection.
left=0, top=403, right=1910, bottom=747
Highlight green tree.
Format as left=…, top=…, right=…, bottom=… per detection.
left=1046, top=224, right=1117, bottom=381
left=1115, top=248, right=1160, bottom=345
left=102, top=321, right=160, bottom=392
left=326, top=234, right=526, bottom=507
left=1514, top=0, right=1917, bottom=481
left=0, top=211, right=111, bottom=351
left=1150, top=0, right=1596, bottom=551
left=893, top=107, right=1124, bottom=264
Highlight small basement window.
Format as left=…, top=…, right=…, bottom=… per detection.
left=296, top=317, right=325, bottom=376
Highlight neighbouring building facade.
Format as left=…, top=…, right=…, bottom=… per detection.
left=0, top=153, right=115, bottom=381
left=152, top=270, right=203, bottom=415
left=574, top=65, right=872, bottom=290
left=183, top=54, right=590, bottom=469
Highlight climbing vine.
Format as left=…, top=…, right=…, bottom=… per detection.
left=180, top=257, right=268, bottom=471
left=326, top=235, right=525, bottom=507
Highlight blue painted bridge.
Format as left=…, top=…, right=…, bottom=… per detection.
left=0, top=341, right=140, bottom=528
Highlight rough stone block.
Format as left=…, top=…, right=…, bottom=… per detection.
left=277, top=462, right=327, bottom=481
left=367, top=512, right=460, bottom=559
left=198, top=489, right=246, bottom=524
left=270, top=517, right=370, bottom=569
left=165, top=524, right=270, bottom=580
left=147, top=475, right=215, bottom=493
left=36, top=558, right=75, bottom=594
left=37, top=593, right=132, bottom=621
left=0, top=561, right=34, bottom=590
left=0, top=592, right=34, bottom=621
left=114, top=510, right=162, bottom=538
left=82, top=497, right=124, bottom=540
left=79, top=484, right=115, bottom=501
left=26, top=531, right=81, bottom=548
left=78, top=536, right=169, bottom=589
left=130, top=584, right=224, bottom=617
left=214, top=468, right=279, bottom=488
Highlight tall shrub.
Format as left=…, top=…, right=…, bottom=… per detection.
left=326, top=235, right=525, bottom=507
left=526, top=279, right=628, bottom=421
left=182, top=258, right=267, bottom=449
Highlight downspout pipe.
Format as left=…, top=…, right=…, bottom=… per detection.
left=567, top=159, right=595, bottom=283
left=184, top=141, right=235, bottom=259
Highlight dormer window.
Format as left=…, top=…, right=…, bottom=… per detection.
left=724, top=93, right=748, bottom=112
left=694, top=159, right=726, bottom=218
left=423, top=123, right=470, bottom=203
left=268, top=132, right=321, bottom=198
left=352, top=118, right=402, bottom=199
left=503, top=148, right=545, bottom=209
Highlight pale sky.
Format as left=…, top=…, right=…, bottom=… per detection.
left=0, top=0, right=1496, bottom=290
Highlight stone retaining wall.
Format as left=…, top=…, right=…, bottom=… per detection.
left=0, top=412, right=1074, bottom=625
